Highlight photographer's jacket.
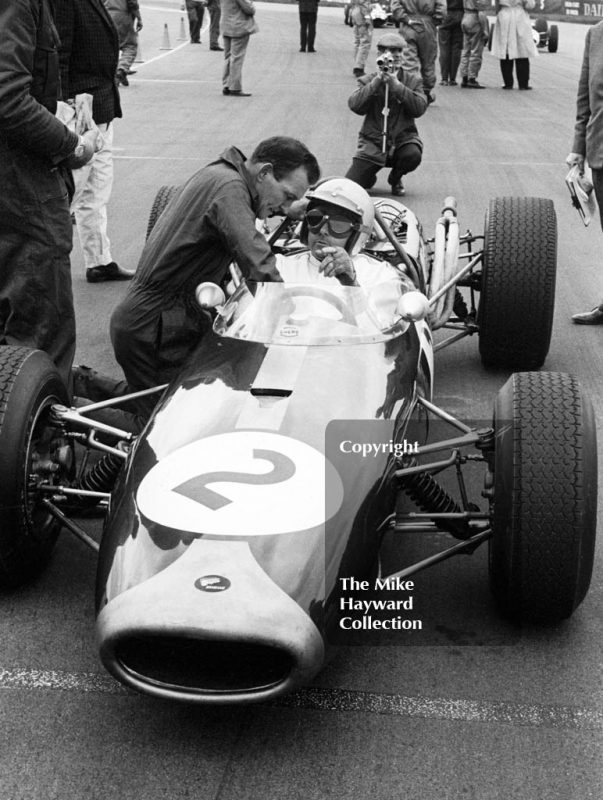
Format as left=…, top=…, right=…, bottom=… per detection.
left=348, top=70, right=427, bottom=164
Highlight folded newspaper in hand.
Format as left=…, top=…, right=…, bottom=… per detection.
left=565, top=164, right=597, bottom=226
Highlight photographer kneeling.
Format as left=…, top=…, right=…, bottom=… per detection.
left=345, top=33, right=427, bottom=197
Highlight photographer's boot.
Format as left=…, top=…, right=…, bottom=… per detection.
left=467, top=78, right=485, bottom=89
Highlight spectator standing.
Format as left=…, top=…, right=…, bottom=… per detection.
left=459, top=0, right=488, bottom=88
left=438, top=0, right=463, bottom=85
left=104, top=0, right=142, bottom=85
left=185, top=0, right=205, bottom=43
left=110, top=137, right=320, bottom=419
left=391, top=0, right=446, bottom=103
left=567, top=21, right=603, bottom=324
left=297, top=0, right=319, bottom=52
left=221, top=0, right=258, bottom=96
left=345, top=33, right=427, bottom=196
left=350, top=0, right=373, bottom=78
left=491, top=0, right=537, bottom=90
left=0, top=0, right=96, bottom=383
left=207, top=0, right=224, bottom=49
left=54, top=0, right=134, bottom=283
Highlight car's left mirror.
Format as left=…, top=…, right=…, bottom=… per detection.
left=195, top=282, right=226, bottom=310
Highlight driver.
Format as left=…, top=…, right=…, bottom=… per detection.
left=277, top=177, right=414, bottom=295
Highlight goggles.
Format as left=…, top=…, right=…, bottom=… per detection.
left=305, top=209, right=359, bottom=238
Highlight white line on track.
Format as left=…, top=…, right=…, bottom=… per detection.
left=1, top=667, right=601, bottom=730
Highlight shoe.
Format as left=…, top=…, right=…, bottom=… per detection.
left=448, top=79, right=458, bottom=86
left=190, top=39, right=201, bottom=43
left=426, top=90, right=436, bottom=105
left=502, top=85, right=513, bottom=90
left=467, top=78, right=485, bottom=88
left=308, top=48, right=316, bottom=52
left=228, top=90, right=252, bottom=96
left=86, top=262, right=135, bottom=283
left=390, top=180, right=405, bottom=196
left=127, top=69, right=137, bottom=75
left=519, top=86, right=532, bottom=90
left=116, top=69, right=129, bottom=87
left=461, top=76, right=468, bottom=88
left=353, top=68, right=365, bottom=77
left=210, top=45, right=224, bottom=51
left=222, top=87, right=231, bottom=94
left=572, top=306, right=603, bottom=325
left=440, top=79, right=449, bottom=85
left=300, top=47, right=306, bottom=52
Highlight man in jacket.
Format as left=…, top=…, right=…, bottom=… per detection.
left=458, top=0, right=488, bottom=88
left=345, top=33, right=427, bottom=196
left=54, top=0, right=134, bottom=283
left=110, top=137, right=320, bottom=419
left=0, top=0, right=96, bottom=383
left=391, top=0, right=446, bottom=103
left=297, top=0, right=319, bottom=52
left=568, top=21, right=603, bottom=324
left=104, top=0, right=143, bottom=84
left=221, top=0, right=257, bottom=95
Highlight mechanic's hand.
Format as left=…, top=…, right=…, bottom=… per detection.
left=133, top=11, right=143, bottom=30
left=566, top=152, right=585, bottom=172
left=65, top=129, right=100, bottom=170
left=318, top=247, right=358, bottom=284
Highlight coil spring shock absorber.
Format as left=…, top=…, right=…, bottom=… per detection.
left=399, top=456, right=473, bottom=539
left=71, top=449, right=126, bottom=506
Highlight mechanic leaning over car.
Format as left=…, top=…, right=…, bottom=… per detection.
left=109, top=136, right=320, bottom=419
left=568, top=19, right=603, bottom=325
left=391, top=0, right=446, bottom=104
left=0, top=0, right=97, bottom=385
left=345, top=33, right=427, bottom=197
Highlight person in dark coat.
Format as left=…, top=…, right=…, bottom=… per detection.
left=438, top=0, right=463, bottom=84
left=0, top=0, right=96, bottom=383
left=345, top=33, right=427, bottom=196
left=109, top=137, right=320, bottom=419
left=54, top=0, right=133, bottom=283
left=297, top=0, right=319, bottom=52
left=185, top=0, right=205, bottom=43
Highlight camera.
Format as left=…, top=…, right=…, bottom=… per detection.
left=376, top=53, right=395, bottom=73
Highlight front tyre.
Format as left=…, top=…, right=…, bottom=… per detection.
left=0, top=347, right=71, bottom=589
left=489, top=372, right=597, bottom=624
left=478, top=196, right=557, bottom=370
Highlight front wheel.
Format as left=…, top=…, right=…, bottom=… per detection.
left=489, top=372, right=597, bottom=624
left=0, top=347, right=71, bottom=589
left=477, top=196, right=557, bottom=370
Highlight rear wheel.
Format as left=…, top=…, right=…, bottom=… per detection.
left=0, top=347, right=71, bottom=588
left=478, top=196, right=557, bottom=370
left=489, top=372, right=597, bottom=624
left=548, top=25, right=559, bottom=52
left=146, top=184, right=179, bottom=240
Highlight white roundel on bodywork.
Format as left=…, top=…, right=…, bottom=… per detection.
left=137, top=431, right=344, bottom=536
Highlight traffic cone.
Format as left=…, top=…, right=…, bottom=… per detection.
left=134, top=37, right=145, bottom=63
left=177, top=16, right=187, bottom=40
left=159, top=23, right=172, bottom=50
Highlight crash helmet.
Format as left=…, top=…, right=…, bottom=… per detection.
left=376, top=32, right=406, bottom=69
left=301, top=177, right=375, bottom=256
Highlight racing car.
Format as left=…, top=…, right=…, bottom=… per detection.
left=0, top=186, right=596, bottom=705
left=344, top=1, right=393, bottom=27
left=532, top=16, right=558, bottom=52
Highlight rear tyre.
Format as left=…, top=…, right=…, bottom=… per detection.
left=489, top=372, right=597, bottom=624
left=146, top=184, right=179, bottom=240
left=548, top=25, right=559, bottom=52
left=478, top=196, right=557, bottom=370
left=0, top=348, right=71, bottom=588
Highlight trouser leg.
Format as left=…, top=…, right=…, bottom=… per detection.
left=300, top=11, right=308, bottom=49
left=71, top=122, right=114, bottom=271
left=389, top=143, right=422, bottom=185
left=345, top=158, right=381, bottom=190
left=112, top=12, right=138, bottom=72
left=450, top=23, right=463, bottom=80
left=307, top=12, right=317, bottom=49
left=223, top=35, right=249, bottom=91
left=354, top=23, right=372, bottom=70
left=208, top=0, right=221, bottom=46
left=516, top=57, right=530, bottom=88
left=591, top=168, right=603, bottom=232
left=500, top=57, right=513, bottom=87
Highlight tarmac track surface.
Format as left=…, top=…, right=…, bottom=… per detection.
left=1, top=6, right=602, bottom=799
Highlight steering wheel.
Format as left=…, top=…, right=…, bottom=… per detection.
left=282, top=286, right=357, bottom=326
